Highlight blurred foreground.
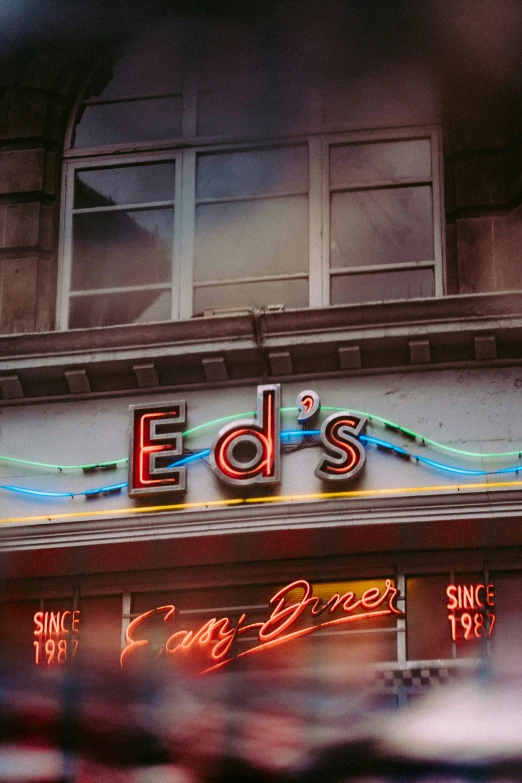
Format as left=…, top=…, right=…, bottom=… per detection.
left=1, top=645, right=522, bottom=783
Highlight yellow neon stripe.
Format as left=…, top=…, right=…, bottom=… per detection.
left=1, top=479, right=522, bottom=527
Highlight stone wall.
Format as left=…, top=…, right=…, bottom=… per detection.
left=0, top=5, right=521, bottom=335
left=0, top=45, right=85, bottom=333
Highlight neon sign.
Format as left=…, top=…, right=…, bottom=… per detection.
left=121, top=578, right=401, bottom=674
left=315, top=412, right=366, bottom=481
left=33, top=610, right=80, bottom=667
left=210, top=385, right=281, bottom=487
left=129, top=401, right=186, bottom=498
left=129, top=385, right=367, bottom=498
left=446, top=583, right=495, bottom=641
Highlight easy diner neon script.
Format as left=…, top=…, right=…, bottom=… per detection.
left=121, top=578, right=401, bottom=674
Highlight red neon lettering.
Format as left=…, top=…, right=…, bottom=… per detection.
left=475, top=584, right=485, bottom=608
left=463, top=585, right=474, bottom=610
left=49, top=612, right=60, bottom=635
left=302, top=396, right=314, bottom=415
left=60, top=610, right=71, bottom=633
left=326, top=419, right=358, bottom=474
left=446, top=585, right=458, bottom=610
left=33, top=610, right=80, bottom=667
left=296, top=389, right=320, bottom=423
left=447, top=582, right=495, bottom=642
left=129, top=402, right=186, bottom=497
left=34, top=611, right=44, bottom=636
left=120, top=605, right=176, bottom=669
left=139, top=413, right=173, bottom=486
left=315, top=413, right=367, bottom=482
left=211, top=385, right=280, bottom=487
left=216, top=427, right=272, bottom=480
left=121, top=579, right=402, bottom=674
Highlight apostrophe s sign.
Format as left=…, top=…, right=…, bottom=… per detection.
left=128, top=384, right=367, bottom=499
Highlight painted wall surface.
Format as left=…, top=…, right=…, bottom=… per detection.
left=1, top=366, right=522, bottom=524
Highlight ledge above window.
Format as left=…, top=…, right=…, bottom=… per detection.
left=2, top=291, right=522, bottom=403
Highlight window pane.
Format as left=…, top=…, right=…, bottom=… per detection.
left=196, top=21, right=310, bottom=139
left=77, top=595, right=123, bottom=669
left=195, top=197, right=308, bottom=282
left=331, top=186, right=434, bottom=268
left=407, top=576, right=453, bottom=661
left=198, top=89, right=310, bottom=138
left=72, top=208, right=173, bottom=291
left=74, top=162, right=175, bottom=209
left=197, top=147, right=308, bottom=200
left=69, top=289, right=171, bottom=329
left=73, top=96, right=182, bottom=148
left=194, top=279, right=308, bottom=316
left=490, top=571, right=522, bottom=659
left=322, top=76, right=437, bottom=129
left=0, top=600, right=41, bottom=666
left=330, top=139, right=431, bottom=187
left=331, top=268, right=434, bottom=305
left=452, top=573, right=487, bottom=659
left=92, top=18, right=184, bottom=100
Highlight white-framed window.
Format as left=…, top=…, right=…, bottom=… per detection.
left=60, top=129, right=443, bottom=329
left=58, top=17, right=444, bottom=330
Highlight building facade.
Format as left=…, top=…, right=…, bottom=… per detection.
left=1, top=1, right=522, bottom=707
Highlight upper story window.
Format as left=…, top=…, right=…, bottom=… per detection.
left=59, top=16, right=444, bottom=329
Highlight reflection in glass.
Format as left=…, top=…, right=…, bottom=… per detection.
left=193, top=279, right=308, bottom=315
left=72, top=208, right=173, bottom=291
left=406, top=575, right=453, bottom=661
left=92, top=18, right=184, bottom=100
left=77, top=595, right=124, bottom=667
left=331, top=186, right=433, bottom=269
left=69, top=289, right=171, bottom=329
left=331, top=268, right=434, bottom=305
left=74, top=162, right=175, bottom=208
left=197, top=146, right=308, bottom=200
left=490, top=571, right=522, bottom=658
left=452, top=572, right=487, bottom=659
left=330, top=139, right=431, bottom=187
left=195, top=197, right=308, bottom=282
left=198, top=89, right=310, bottom=139
left=73, top=96, right=182, bottom=148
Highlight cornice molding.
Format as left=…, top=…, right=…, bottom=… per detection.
left=1, top=291, right=522, bottom=403
left=2, top=486, right=522, bottom=553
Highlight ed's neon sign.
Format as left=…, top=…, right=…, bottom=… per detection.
left=129, top=385, right=367, bottom=497
left=120, top=578, right=401, bottom=674
left=446, top=583, right=495, bottom=641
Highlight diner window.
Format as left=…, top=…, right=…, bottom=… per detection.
left=406, top=571, right=493, bottom=662
left=59, top=18, right=444, bottom=329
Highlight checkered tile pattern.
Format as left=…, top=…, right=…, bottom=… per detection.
left=370, top=666, right=461, bottom=697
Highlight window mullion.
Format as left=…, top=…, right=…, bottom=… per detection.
left=179, top=150, right=196, bottom=320
left=431, top=127, right=445, bottom=296
left=58, top=162, right=75, bottom=330
left=321, top=138, right=331, bottom=307
left=308, top=137, right=323, bottom=308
